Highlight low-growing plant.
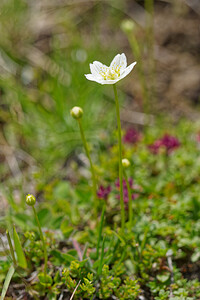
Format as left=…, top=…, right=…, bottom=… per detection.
left=1, top=53, right=200, bottom=299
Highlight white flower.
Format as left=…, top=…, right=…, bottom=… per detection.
left=85, top=53, right=136, bottom=85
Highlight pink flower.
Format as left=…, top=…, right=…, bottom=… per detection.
left=161, top=134, right=180, bottom=152
left=148, top=134, right=180, bottom=154
left=148, top=140, right=163, bottom=154
left=123, top=128, right=140, bottom=144
left=97, top=185, right=111, bottom=200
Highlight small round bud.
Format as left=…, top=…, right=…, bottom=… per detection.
left=26, top=194, right=36, bottom=206
left=121, top=19, right=135, bottom=33
left=122, top=158, right=130, bottom=168
left=70, top=106, right=83, bottom=120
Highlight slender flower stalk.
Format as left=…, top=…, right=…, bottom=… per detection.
left=113, top=84, right=125, bottom=232
left=26, top=194, right=48, bottom=283
left=122, top=158, right=133, bottom=228
left=70, top=107, right=98, bottom=218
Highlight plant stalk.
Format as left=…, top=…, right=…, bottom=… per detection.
left=113, top=84, right=125, bottom=232
left=123, top=171, right=133, bottom=228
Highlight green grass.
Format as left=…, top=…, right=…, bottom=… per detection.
left=1, top=120, right=200, bottom=299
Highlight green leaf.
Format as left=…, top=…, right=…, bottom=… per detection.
left=156, top=272, right=170, bottom=283
left=0, top=265, right=15, bottom=300
left=62, top=253, right=78, bottom=263
left=38, top=273, right=52, bottom=287
left=13, top=226, right=27, bottom=269
left=79, top=258, right=89, bottom=267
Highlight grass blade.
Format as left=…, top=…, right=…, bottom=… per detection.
left=13, top=226, right=27, bottom=269
left=0, top=264, right=15, bottom=300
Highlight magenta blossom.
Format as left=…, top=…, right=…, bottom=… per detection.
left=115, top=178, right=138, bottom=207
left=161, top=134, right=180, bottom=152
left=148, top=134, right=180, bottom=154
left=148, top=140, right=163, bottom=154
left=123, top=128, right=140, bottom=144
left=97, top=185, right=111, bottom=200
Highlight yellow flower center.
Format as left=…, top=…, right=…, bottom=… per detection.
left=100, top=66, right=121, bottom=80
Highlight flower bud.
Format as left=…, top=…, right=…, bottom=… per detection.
left=26, top=194, right=36, bottom=206
left=122, top=158, right=130, bottom=168
left=70, top=106, right=83, bottom=120
left=121, top=19, right=135, bottom=34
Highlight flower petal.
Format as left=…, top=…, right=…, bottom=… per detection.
left=90, top=61, right=108, bottom=76
left=98, top=78, right=122, bottom=85
left=85, top=74, right=99, bottom=82
left=110, top=54, right=121, bottom=69
left=110, top=53, right=127, bottom=70
left=85, top=74, right=108, bottom=84
left=119, top=62, right=137, bottom=80
left=119, top=53, right=127, bottom=70
left=89, top=61, right=103, bottom=77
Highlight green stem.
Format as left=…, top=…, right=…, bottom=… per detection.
left=113, top=84, right=125, bottom=232
left=78, top=119, right=98, bottom=218
left=123, top=171, right=133, bottom=228
left=32, top=206, right=47, bottom=281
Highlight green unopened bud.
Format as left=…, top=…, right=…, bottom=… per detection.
left=121, top=19, right=135, bottom=33
left=122, top=158, right=130, bottom=168
left=70, top=106, right=83, bottom=120
left=26, top=194, right=36, bottom=206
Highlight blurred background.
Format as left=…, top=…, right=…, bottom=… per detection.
left=0, top=0, right=199, bottom=209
